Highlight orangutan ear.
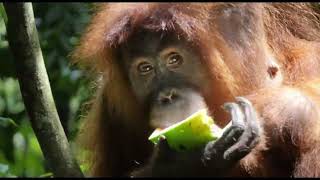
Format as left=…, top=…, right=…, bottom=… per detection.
left=267, top=61, right=280, bottom=79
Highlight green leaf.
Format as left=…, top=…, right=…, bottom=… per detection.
left=80, top=163, right=89, bottom=174
left=0, top=3, right=7, bottom=25
left=0, top=117, right=18, bottom=128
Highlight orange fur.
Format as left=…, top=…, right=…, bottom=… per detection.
left=72, top=3, right=320, bottom=177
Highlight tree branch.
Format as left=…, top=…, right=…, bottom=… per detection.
left=3, top=3, right=83, bottom=177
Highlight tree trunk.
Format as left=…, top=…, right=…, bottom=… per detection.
left=3, top=3, right=83, bottom=177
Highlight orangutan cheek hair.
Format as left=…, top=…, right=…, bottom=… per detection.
left=71, top=3, right=320, bottom=177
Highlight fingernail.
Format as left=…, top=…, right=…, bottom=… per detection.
left=236, top=97, right=251, bottom=106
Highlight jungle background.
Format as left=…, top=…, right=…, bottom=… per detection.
left=0, top=2, right=320, bottom=178
left=0, top=3, right=93, bottom=177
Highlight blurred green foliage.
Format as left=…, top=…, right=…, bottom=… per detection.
left=0, top=3, right=94, bottom=177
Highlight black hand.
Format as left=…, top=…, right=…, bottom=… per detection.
left=201, top=97, right=261, bottom=174
left=224, top=97, right=261, bottom=160
left=132, top=97, right=261, bottom=177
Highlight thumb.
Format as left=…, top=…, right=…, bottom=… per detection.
left=155, top=135, right=174, bottom=160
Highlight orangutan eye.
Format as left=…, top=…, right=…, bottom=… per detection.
left=137, top=62, right=153, bottom=74
left=167, top=53, right=183, bottom=67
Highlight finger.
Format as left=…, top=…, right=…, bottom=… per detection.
left=220, top=102, right=246, bottom=148
left=223, top=132, right=260, bottom=161
left=216, top=125, right=244, bottom=148
left=223, top=142, right=251, bottom=161
left=236, top=97, right=261, bottom=137
left=157, top=135, right=170, bottom=153
left=205, top=102, right=246, bottom=154
left=237, top=96, right=261, bottom=146
left=204, top=124, right=244, bottom=158
left=223, top=102, right=246, bottom=129
left=155, top=135, right=175, bottom=160
left=223, top=98, right=261, bottom=161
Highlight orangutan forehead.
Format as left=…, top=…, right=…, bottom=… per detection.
left=119, top=31, right=186, bottom=58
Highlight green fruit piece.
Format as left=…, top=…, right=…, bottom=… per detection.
left=148, top=109, right=223, bottom=152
